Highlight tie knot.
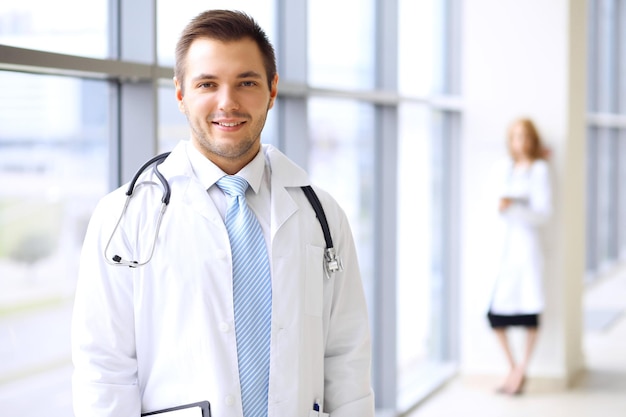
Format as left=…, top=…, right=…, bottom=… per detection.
left=216, top=175, right=249, bottom=197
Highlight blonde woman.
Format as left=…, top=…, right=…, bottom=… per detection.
left=487, top=118, right=552, bottom=395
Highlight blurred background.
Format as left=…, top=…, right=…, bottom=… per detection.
left=0, top=0, right=624, bottom=416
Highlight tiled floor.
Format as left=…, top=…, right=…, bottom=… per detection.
left=405, top=269, right=626, bottom=417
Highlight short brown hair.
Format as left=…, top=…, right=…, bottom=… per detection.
left=174, top=9, right=277, bottom=94
left=507, top=118, right=545, bottom=161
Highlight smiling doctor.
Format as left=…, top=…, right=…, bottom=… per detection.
left=71, top=9, right=374, bottom=417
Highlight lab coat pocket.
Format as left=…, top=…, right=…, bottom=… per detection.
left=305, top=244, right=324, bottom=317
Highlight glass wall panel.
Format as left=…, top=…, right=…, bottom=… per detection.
left=396, top=103, right=453, bottom=408
left=0, top=1, right=108, bottom=58
left=157, top=0, right=277, bottom=67
left=308, top=0, right=375, bottom=89
left=307, top=98, right=375, bottom=309
left=396, top=103, right=433, bottom=380
left=157, top=86, right=189, bottom=153
left=586, top=0, right=625, bottom=278
left=398, top=0, right=442, bottom=96
left=595, top=128, right=619, bottom=269
left=597, top=0, right=618, bottom=113
left=0, top=71, right=109, bottom=416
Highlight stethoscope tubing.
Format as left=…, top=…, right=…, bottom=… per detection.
left=103, top=153, right=171, bottom=267
left=103, top=151, right=343, bottom=274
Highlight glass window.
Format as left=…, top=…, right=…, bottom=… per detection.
left=586, top=0, right=625, bottom=278
left=597, top=0, right=619, bottom=113
left=0, top=1, right=108, bottom=58
left=0, top=71, right=109, bottom=416
left=157, top=85, right=189, bottom=153
left=308, top=0, right=375, bottom=89
left=307, top=98, right=375, bottom=308
left=398, top=0, right=443, bottom=96
left=396, top=103, right=454, bottom=407
left=157, top=0, right=277, bottom=67
left=595, top=128, right=619, bottom=269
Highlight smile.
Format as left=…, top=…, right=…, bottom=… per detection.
left=214, top=121, right=245, bottom=127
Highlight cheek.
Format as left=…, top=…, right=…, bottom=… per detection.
left=185, top=96, right=215, bottom=114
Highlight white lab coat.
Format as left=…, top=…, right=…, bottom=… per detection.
left=487, top=158, right=552, bottom=315
left=71, top=141, right=374, bottom=417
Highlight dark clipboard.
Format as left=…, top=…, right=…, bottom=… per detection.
left=141, top=401, right=211, bottom=417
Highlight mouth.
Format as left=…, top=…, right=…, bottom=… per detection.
left=213, top=120, right=246, bottom=128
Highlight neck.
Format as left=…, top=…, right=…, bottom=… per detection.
left=514, top=157, right=532, bottom=167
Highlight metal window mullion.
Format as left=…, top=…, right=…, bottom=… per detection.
left=437, top=0, right=462, bottom=366
left=0, top=45, right=154, bottom=81
left=587, top=0, right=599, bottom=112
left=609, top=129, right=619, bottom=259
left=443, top=111, right=461, bottom=361
left=117, top=0, right=158, bottom=185
left=276, top=0, right=308, bottom=167
left=620, top=0, right=626, bottom=114
left=586, top=127, right=598, bottom=274
left=372, top=0, right=398, bottom=413
left=609, top=0, right=619, bottom=113
left=620, top=130, right=626, bottom=257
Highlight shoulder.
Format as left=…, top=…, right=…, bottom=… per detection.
left=262, top=144, right=349, bottom=223
left=263, top=144, right=311, bottom=188
left=305, top=185, right=351, bottom=234
left=530, top=159, right=550, bottom=176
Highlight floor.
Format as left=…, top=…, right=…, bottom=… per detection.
left=404, top=268, right=626, bottom=417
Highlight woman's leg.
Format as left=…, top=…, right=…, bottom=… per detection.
left=507, top=327, right=539, bottom=394
left=493, top=327, right=516, bottom=391
left=494, top=328, right=516, bottom=369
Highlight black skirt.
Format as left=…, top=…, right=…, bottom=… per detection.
left=487, top=311, right=539, bottom=328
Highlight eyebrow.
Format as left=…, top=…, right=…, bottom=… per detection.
left=191, top=71, right=263, bottom=83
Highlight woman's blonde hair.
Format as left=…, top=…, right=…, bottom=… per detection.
left=507, top=118, right=545, bottom=161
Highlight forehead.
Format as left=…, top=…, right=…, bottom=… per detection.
left=511, top=123, right=530, bottom=136
left=184, top=37, right=265, bottom=79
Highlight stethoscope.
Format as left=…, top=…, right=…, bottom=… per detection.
left=104, top=152, right=171, bottom=267
left=103, top=152, right=343, bottom=276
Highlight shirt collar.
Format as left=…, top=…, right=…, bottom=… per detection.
left=186, top=141, right=266, bottom=193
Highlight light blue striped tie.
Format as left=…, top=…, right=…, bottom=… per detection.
left=216, top=175, right=271, bottom=417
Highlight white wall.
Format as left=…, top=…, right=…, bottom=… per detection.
left=460, top=0, right=586, bottom=385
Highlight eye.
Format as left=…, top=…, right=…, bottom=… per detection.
left=198, top=82, right=216, bottom=89
left=241, top=80, right=258, bottom=87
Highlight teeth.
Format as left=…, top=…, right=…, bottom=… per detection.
left=218, top=122, right=241, bottom=127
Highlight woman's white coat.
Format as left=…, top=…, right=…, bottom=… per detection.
left=487, top=158, right=553, bottom=315
left=71, top=141, right=374, bottom=417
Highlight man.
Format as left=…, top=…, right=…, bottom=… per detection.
left=71, top=9, right=374, bottom=417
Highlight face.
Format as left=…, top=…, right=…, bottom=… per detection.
left=510, top=123, right=533, bottom=160
left=174, top=37, right=278, bottom=174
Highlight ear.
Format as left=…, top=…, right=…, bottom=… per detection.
left=267, top=73, right=279, bottom=110
left=173, top=76, right=185, bottom=113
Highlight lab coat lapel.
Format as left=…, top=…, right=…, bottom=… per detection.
left=270, top=183, right=298, bottom=240
left=183, top=180, right=222, bottom=225
left=159, top=141, right=222, bottom=226
left=264, top=145, right=310, bottom=240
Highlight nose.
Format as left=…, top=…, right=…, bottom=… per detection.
left=217, top=85, right=240, bottom=112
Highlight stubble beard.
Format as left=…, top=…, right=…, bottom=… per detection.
left=186, top=107, right=269, bottom=162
